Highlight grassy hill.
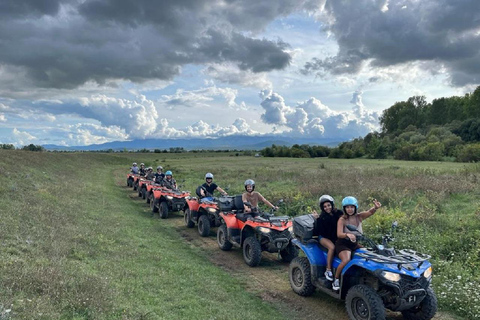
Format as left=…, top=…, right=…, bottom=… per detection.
left=1, top=150, right=478, bottom=319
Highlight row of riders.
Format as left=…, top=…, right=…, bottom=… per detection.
left=130, top=161, right=381, bottom=291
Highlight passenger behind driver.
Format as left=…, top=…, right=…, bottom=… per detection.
left=332, top=196, right=381, bottom=291
left=242, top=179, right=278, bottom=215
left=162, top=171, right=177, bottom=190
left=312, top=195, right=343, bottom=282
left=198, top=172, right=228, bottom=202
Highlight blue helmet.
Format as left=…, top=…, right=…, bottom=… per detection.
left=342, top=196, right=358, bottom=209
left=165, top=170, right=172, bottom=176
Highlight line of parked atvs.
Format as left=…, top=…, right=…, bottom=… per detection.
left=126, top=172, right=437, bottom=320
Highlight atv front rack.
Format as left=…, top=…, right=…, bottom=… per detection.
left=355, top=249, right=431, bottom=270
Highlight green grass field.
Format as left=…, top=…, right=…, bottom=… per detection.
left=1, top=150, right=478, bottom=319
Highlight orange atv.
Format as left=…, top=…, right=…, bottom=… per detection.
left=127, top=173, right=139, bottom=188
left=144, top=182, right=165, bottom=204
left=132, top=174, right=143, bottom=191
left=138, top=178, right=155, bottom=198
left=217, top=197, right=298, bottom=267
left=185, top=192, right=235, bottom=237
left=149, top=187, right=190, bottom=219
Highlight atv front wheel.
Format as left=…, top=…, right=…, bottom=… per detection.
left=243, top=236, right=262, bottom=267
left=217, top=224, right=232, bottom=251
left=184, top=209, right=195, bottom=228
left=280, top=243, right=299, bottom=262
left=198, top=214, right=211, bottom=237
left=346, top=284, right=385, bottom=320
left=289, top=257, right=315, bottom=296
left=138, top=188, right=143, bottom=197
left=160, top=201, right=169, bottom=219
left=401, top=287, right=437, bottom=320
left=133, top=181, right=138, bottom=191
left=150, top=196, right=159, bottom=213
left=142, top=188, right=146, bottom=199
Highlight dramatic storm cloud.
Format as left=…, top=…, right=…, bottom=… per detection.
left=303, top=0, right=480, bottom=86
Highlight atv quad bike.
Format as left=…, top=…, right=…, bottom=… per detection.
left=289, top=218, right=437, bottom=320
left=144, top=183, right=165, bottom=204
left=217, top=197, right=298, bottom=267
left=150, top=187, right=190, bottom=219
left=138, top=178, right=155, bottom=198
left=185, top=192, right=235, bottom=237
left=127, top=173, right=139, bottom=188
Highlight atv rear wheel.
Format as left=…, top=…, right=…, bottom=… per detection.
left=280, top=242, right=299, bottom=262
left=289, top=257, right=315, bottom=296
left=401, top=287, right=437, bottom=320
left=217, top=224, right=232, bottom=251
left=184, top=209, right=195, bottom=228
left=160, top=201, right=169, bottom=219
left=133, top=181, right=138, bottom=191
left=142, top=188, right=146, bottom=199
left=146, top=191, right=151, bottom=204
left=243, top=236, right=262, bottom=267
left=198, top=214, right=211, bottom=237
left=346, top=284, right=385, bottom=320
left=150, top=196, right=159, bottom=213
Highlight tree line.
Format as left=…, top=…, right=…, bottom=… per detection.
left=260, top=86, right=480, bottom=162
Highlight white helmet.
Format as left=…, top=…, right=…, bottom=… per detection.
left=132, top=162, right=137, bottom=166
left=157, top=166, right=163, bottom=170
left=319, top=195, right=335, bottom=208
left=140, top=163, right=145, bottom=166
left=205, top=172, right=214, bottom=179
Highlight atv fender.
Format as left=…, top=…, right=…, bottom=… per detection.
left=241, top=225, right=256, bottom=245
left=292, top=238, right=327, bottom=267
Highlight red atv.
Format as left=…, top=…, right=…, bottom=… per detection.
left=217, top=197, right=298, bottom=267
left=149, top=187, right=190, bottom=219
left=185, top=194, right=235, bottom=237
left=127, top=173, right=139, bottom=188
left=144, top=183, right=164, bottom=204
left=138, top=178, right=155, bottom=198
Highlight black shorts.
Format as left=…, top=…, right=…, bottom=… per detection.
left=335, top=238, right=360, bottom=255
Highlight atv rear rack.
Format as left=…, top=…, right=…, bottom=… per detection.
left=355, top=249, right=431, bottom=270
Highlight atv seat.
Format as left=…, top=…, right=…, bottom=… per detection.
left=235, top=213, right=249, bottom=222
left=233, top=195, right=244, bottom=213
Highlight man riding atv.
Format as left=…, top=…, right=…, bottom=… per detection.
left=154, top=166, right=165, bottom=184
left=162, top=171, right=177, bottom=190
left=242, top=179, right=278, bottom=215
left=130, top=162, right=139, bottom=174
left=198, top=173, right=228, bottom=201
left=139, top=163, right=146, bottom=176
left=145, top=167, right=155, bottom=180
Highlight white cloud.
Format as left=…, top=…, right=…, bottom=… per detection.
left=12, top=128, right=37, bottom=146
left=0, top=113, right=5, bottom=122
left=203, top=63, right=273, bottom=90
left=159, top=85, right=243, bottom=110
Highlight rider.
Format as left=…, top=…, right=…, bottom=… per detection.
left=332, top=196, right=382, bottom=291
left=130, top=162, right=139, bottom=174
left=312, top=195, right=343, bottom=282
left=139, top=163, right=146, bottom=176
left=198, top=173, right=228, bottom=201
left=145, top=167, right=155, bottom=180
left=242, top=179, right=278, bottom=215
left=162, top=171, right=177, bottom=190
left=154, top=166, right=165, bottom=184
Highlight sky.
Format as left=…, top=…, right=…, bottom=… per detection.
left=0, top=0, right=479, bottom=147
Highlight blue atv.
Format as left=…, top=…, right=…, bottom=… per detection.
left=289, top=218, right=437, bottom=320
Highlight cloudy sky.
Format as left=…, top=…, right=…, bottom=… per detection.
left=1, top=0, right=479, bottom=147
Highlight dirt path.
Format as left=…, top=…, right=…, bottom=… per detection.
left=118, top=175, right=454, bottom=320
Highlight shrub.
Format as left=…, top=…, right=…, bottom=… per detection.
left=456, top=143, right=480, bottom=162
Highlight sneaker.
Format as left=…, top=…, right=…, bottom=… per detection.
left=324, top=270, right=333, bottom=281
left=332, top=279, right=340, bottom=291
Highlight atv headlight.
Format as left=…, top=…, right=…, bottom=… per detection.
left=381, top=271, right=401, bottom=282
left=207, top=207, right=217, bottom=213
left=166, top=196, right=173, bottom=200
left=288, top=226, right=293, bottom=233
left=257, top=227, right=271, bottom=234
left=424, top=266, right=432, bottom=279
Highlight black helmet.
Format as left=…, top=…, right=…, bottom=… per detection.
left=244, top=179, right=255, bottom=192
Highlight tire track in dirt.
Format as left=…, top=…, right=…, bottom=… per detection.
left=117, top=173, right=454, bottom=320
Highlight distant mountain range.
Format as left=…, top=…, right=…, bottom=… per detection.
left=43, top=135, right=343, bottom=151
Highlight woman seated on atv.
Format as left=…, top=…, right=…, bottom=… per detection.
left=162, top=171, right=177, bottom=190
left=139, top=163, right=146, bottom=176
left=154, top=166, right=165, bottom=184
left=312, top=195, right=343, bottom=282
left=333, top=196, right=381, bottom=291
left=145, top=167, right=155, bottom=180
left=242, top=179, right=278, bottom=215
left=198, top=172, right=228, bottom=202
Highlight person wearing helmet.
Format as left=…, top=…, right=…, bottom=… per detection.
left=242, top=179, right=278, bottom=214
left=139, top=163, right=146, bottom=176
left=154, top=166, right=165, bottom=184
left=130, top=162, right=139, bottom=174
left=145, top=167, right=155, bottom=180
left=332, top=197, right=382, bottom=291
left=162, top=171, right=177, bottom=190
left=311, top=195, right=343, bottom=281
left=198, top=173, right=228, bottom=201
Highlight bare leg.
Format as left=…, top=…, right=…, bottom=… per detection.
left=320, top=238, right=335, bottom=270
left=335, top=250, right=352, bottom=280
